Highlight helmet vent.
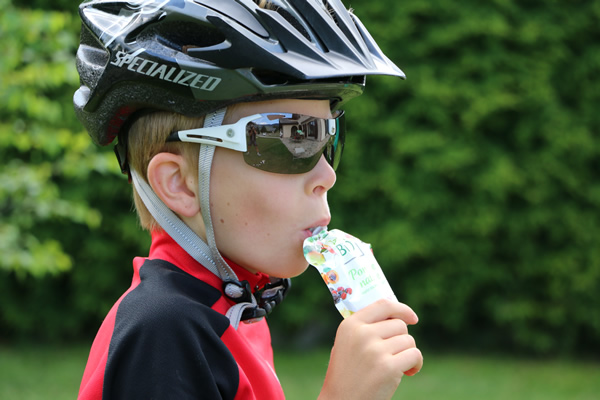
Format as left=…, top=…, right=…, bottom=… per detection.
left=252, top=67, right=364, bottom=87
left=274, top=7, right=311, bottom=41
left=253, top=0, right=278, bottom=10
left=91, top=2, right=125, bottom=15
left=321, top=0, right=341, bottom=28
left=252, top=68, right=301, bottom=86
left=139, top=20, right=226, bottom=53
left=253, top=0, right=311, bottom=41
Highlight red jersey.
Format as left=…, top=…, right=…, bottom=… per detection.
left=78, top=230, right=286, bottom=399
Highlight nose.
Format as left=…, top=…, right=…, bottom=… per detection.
left=307, top=155, right=337, bottom=196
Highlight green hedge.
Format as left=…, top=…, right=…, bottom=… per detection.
left=0, top=0, right=148, bottom=341
left=1, top=0, right=599, bottom=355
left=325, top=0, right=600, bottom=355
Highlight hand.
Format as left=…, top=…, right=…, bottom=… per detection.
left=319, top=299, right=423, bottom=400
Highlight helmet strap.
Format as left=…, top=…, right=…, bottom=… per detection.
left=197, top=108, right=237, bottom=282
left=130, top=167, right=219, bottom=276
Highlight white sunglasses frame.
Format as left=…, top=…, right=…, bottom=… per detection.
left=169, top=113, right=259, bottom=152
left=169, top=112, right=341, bottom=151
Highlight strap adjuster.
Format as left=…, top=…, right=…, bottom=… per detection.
left=223, top=279, right=253, bottom=303
left=223, top=278, right=291, bottom=322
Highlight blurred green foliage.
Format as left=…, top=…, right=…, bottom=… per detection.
left=0, top=0, right=148, bottom=340
left=1, top=0, right=599, bottom=355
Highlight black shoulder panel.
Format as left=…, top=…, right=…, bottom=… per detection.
left=103, top=259, right=238, bottom=400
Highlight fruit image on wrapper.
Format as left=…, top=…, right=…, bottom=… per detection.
left=303, top=229, right=398, bottom=318
left=321, top=268, right=339, bottom=284
left=305, top=251, right=326, bottom=266
left=330, top=286, right=352, bottom=303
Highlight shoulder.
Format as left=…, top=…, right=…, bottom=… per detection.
left=116, top=258, right=230, bottom=337
left=103, top=259, right=239, bottom=399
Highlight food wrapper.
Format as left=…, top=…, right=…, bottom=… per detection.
left=303, top=229, right=397, bottom=318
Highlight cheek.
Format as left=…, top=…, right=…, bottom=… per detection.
left=209, top=150, right=309, bottom=275
left=216, top=180, right=289, bottom=237
left=212, top=180, right=307, bottom=275
left=210, top=169, right=277, bottom=246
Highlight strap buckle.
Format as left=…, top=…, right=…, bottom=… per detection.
left=222, top=278, right=292, bottom=322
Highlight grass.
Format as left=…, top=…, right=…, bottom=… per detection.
left=275, top=349, right=600, bottom=400
left=1, top=344, right=599, bottom=399
left=0, top=344, right=88, bottom=400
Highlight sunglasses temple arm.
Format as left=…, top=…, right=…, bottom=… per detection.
left=167, top=114, right=263, bottom=152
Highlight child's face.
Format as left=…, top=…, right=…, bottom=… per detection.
left=210, top=99, right=336, bottom=278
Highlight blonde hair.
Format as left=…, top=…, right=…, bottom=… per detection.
left=127, top=111, right=204, bottom=231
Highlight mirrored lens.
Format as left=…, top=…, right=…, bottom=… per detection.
left=243, top=111, right=344, bottom=174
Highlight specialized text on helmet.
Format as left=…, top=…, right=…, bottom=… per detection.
left=110, top=50, right=221, bottom=91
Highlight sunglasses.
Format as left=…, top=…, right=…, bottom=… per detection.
left=166, top=110, right=345, bottom=174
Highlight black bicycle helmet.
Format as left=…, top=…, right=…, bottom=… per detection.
left=74, top=0, right=405, bottom=146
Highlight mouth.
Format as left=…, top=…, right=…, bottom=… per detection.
left=304, top=217, right=330, bottom=238
left=308, top=225, right=327, bottom=235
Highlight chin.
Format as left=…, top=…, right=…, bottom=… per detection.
left=275, top=261, right=310, bottom=279
left=292, top=262, right=311, bottom=278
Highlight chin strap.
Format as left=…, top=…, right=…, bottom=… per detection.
left=196, top=109, right=238, bottom=283
left=129, top=108, right=291, bottom=329
left=223, top=278, right=291, bottom=322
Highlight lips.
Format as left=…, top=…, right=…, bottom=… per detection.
left=307, top=218, right=331, bottom=235
left=309, top=226, right=326, bottom=235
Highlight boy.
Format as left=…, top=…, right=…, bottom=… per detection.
left=74, top=0, right=423, bottom=399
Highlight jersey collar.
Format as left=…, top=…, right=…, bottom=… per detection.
left=147, top=229, right=272, bottom=293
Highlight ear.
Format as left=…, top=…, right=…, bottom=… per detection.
left=147, top=152, right=200, bottom=218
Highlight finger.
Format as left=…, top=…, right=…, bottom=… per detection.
left=372, top=318, right=409, bottom=339
left=354, top=299, right=419, bottom=325
left=384, top=333, right=416, bottom=356
left=393, top=347, right=423, bottom=376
